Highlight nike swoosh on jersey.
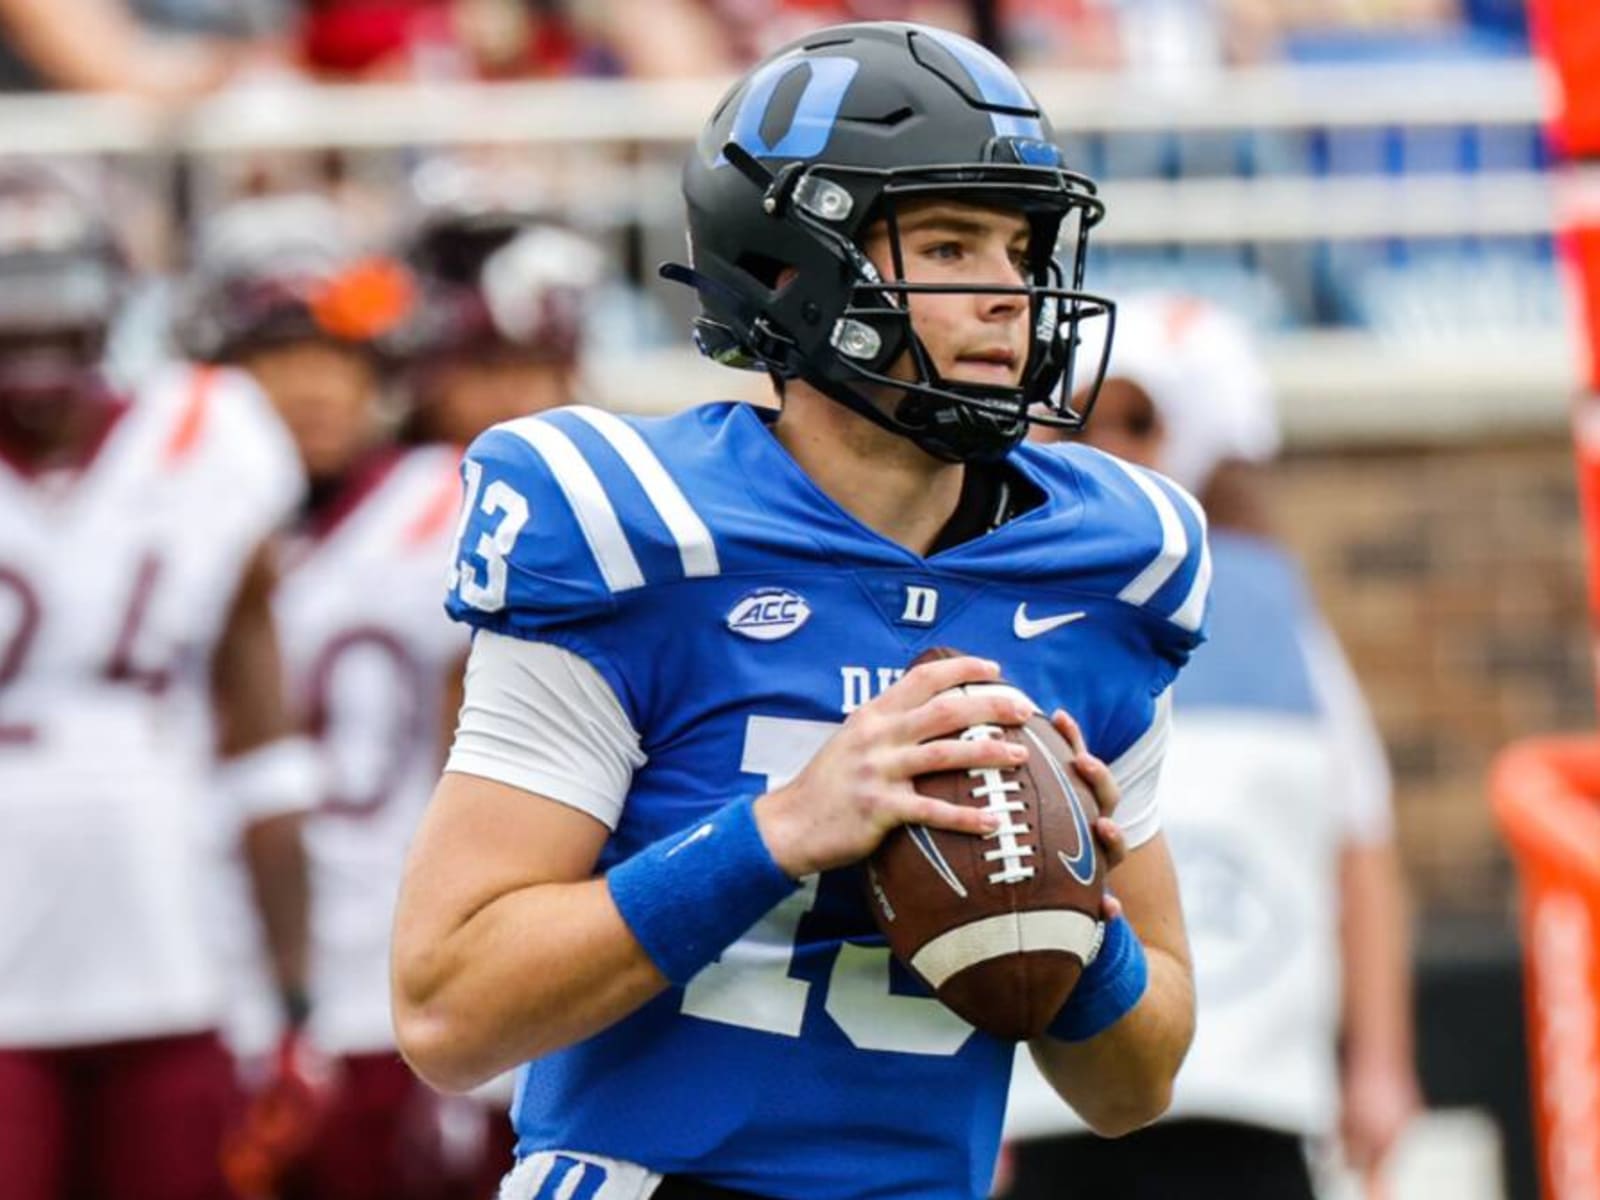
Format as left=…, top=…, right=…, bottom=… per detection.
left=1013, top=604, right=1088, bottom=639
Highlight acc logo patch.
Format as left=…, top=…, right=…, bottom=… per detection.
left=727, top=587, right=811, bottom=642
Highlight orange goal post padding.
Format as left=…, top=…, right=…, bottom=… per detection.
left=1491, top=738, right=1600, bottom=1200
left=1510, top=4, right=1600, bottom=1200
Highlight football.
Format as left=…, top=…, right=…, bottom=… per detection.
left=865, top=647, right=1106, bottom=1041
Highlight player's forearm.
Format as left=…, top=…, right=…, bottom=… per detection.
left=1340, top=842, right=1415, bottom=1068
left=392, top=875, right=668, bottom=1092
left=1028, top=945, right=1195, bottom=1136
left=242, top=810, right=310, bottom=1002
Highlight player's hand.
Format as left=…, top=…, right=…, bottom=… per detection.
left=755, top=655, right=1031, bottom=878
left=1340, top=1053, right=1421, bottom=1195
left=221, top=1030, right=339, bottom=1198
left=1051, top=708, right=1126, bottom=922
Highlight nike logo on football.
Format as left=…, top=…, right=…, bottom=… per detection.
left=908, top=825, right=969, bottom=898
left=665, top=823, right=715, bottom=858
left=1013, top=604, right=1088, bottom=639
left=1023, top=725, right=1098, bottom=886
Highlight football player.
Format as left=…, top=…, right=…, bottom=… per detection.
left=393, top=23, right=1207, bottom=1200
left=1006, top=296, right=1420, bottom=1200
left=391, top=194, right=613, bottom=1197
left=395, top=197, right=605, bottom=446
left=0, top=161, right=313, bottom=1200
left=187, top=190, right=609, bottom=1198
left=180, top=192, right=479, bottom=1200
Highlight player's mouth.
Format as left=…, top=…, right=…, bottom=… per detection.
left=950, top=349, right=1020, bottom=384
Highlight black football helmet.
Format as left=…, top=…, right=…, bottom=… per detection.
left=663, top=21, right=1115, bottom=462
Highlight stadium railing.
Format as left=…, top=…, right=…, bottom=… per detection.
left=0, top=57, right=1575, bottom=439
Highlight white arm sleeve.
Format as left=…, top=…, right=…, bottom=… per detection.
left=1104, top=688, right=1172, bottom=851
left=444, top=630, right=646, bottom=830
left=1303, top=617, right=1395, bottom=845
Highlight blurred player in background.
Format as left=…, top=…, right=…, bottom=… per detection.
left=183, top=187, right=608, bottom=1198
left=393, top=22, right=1204, bottom=1200
left=392, top=182, right=614, bottom=1197
left=1005, top=294, right=1421, bottom=1199
left=395, top=194, right=605, bottom=447
left=0, top=159, right=312, bottom=1200
left=182, top=190, right=465, bottom=1200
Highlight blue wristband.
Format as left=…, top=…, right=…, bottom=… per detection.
left=1046, top=913, right=1149, bottom=1043
left=607, top=796, right=798, bottom=986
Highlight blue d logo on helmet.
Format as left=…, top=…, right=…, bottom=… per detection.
left=666, top=21, right=1118, bottom=465
left=719, top=57, right=862, bottom=164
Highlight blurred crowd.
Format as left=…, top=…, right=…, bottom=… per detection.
left=0, top=0, right=1548, bottom=354
left=0, top=0, right=1530, bottom=97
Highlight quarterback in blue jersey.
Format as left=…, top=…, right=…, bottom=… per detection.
left=393, top=21, right=1206, bottom=1200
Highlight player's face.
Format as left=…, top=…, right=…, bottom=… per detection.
left=426, top=353, right=575, bottom=445
left=860, top=200, right=1031, bottom=392
left=1070, top=377, right=1165, bottom=467
left=0, top=330, right=107, bottom=457
left=240, top=340, right=381, bottom=481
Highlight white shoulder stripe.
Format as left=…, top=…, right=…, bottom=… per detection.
left=1105, top=456, right=1188, bottom=607
left=503, top=417, right=646, bottom=593
left=1171, top=542, right=1212, bottom=632
left=566, top=407, right=720, bottom=579
left=1167, top=483, right=1211, bottom=632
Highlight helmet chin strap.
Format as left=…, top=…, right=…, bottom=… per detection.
left=802, top=366, right=1026, bottom=464
left=891, top=389, right=1028, bottom=463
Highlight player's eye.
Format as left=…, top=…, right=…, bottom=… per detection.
left=921, top=240, right=965, bottom=262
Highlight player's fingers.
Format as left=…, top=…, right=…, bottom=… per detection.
left=898, top=792, right=999, bottom=837
left=879, top=654, right=1002, bottom=712
left=898, top=684, right=1032, bottom=744
left=1099, top=892, right=1123, bottom=922
left=891, top=732, right=1028, bottom=780
left=1073, top=750, right=1120, bottom=819
left=1094, top=816, right=1127, bottom=871
left=1051, top=708, right=1087, bottom=756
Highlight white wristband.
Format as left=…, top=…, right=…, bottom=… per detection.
left=216, top=737, right=322, bottom=823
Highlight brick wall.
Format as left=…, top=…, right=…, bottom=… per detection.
left=1268, top=436, right=1594, bottom=919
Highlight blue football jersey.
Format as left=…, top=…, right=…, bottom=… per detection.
left=445, top=402, right=1210, bottom=1200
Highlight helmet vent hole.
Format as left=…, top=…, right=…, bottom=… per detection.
left=851, top=106, right=914, bottom=128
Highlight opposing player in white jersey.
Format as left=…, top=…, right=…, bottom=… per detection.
left=1005, top=295, right=1421, bottom=1199
left=0, top=163, right=313, bottom=1200
left=183, top=190, right=605, bottom=1199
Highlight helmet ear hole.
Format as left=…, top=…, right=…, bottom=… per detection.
left=736, top=252, right=792, bottom=291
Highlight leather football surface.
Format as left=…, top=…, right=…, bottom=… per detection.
left=866, top=647, right=1106, bottom=1040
